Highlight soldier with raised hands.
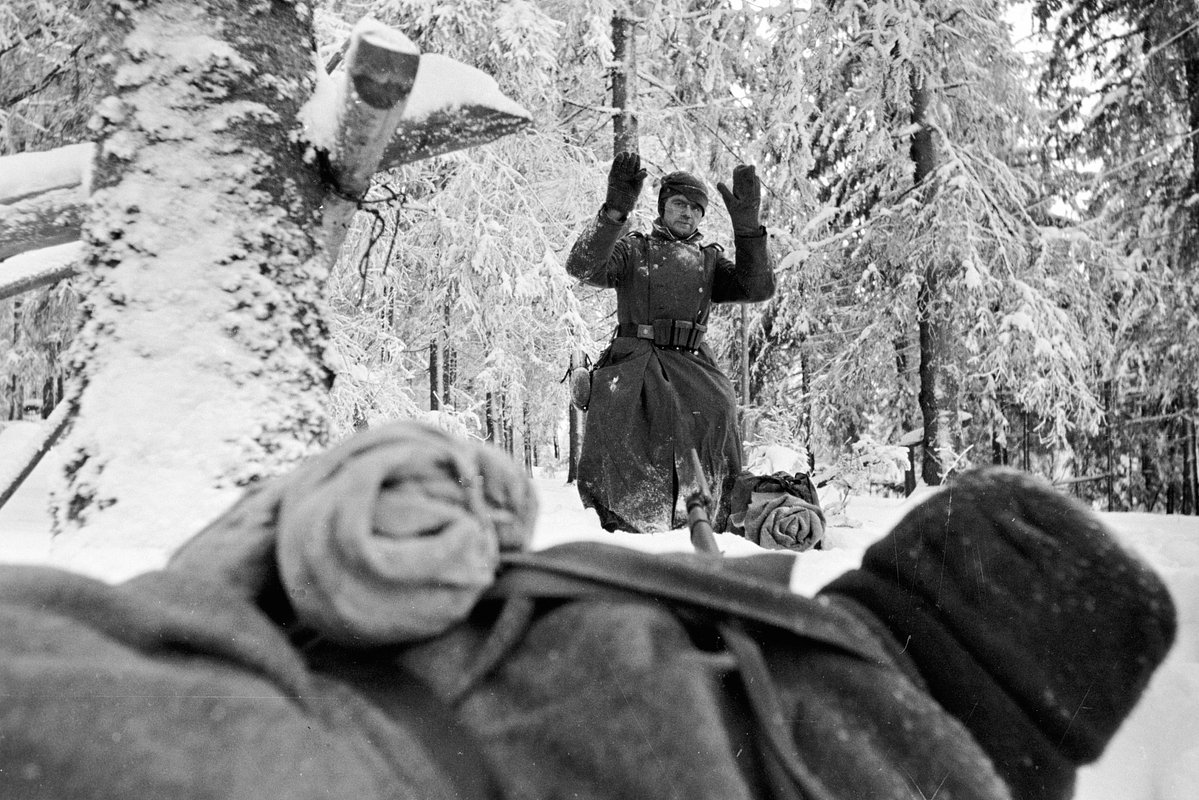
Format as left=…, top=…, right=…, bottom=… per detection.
left=565, top=152, right=775, bottom=533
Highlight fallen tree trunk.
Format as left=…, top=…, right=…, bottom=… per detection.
left=0, top=143, right=93, bottom=204
left=0, top=401, right=70, bottom=512
left=0, top=190, right=87, bottom=263
left=0, top=242, right=81, bottom=302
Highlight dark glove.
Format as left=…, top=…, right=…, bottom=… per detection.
left=605, top=151, right=647, bottom=217
left=717, top=164, right=762, bottom=236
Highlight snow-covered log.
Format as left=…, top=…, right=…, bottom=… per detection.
left=0, top=402, right=70, bottom=511
left=329, top=19, right=421, bottom=196
left=0, top=242, right=82, bottom=302
left=0, top=143, right=93, bottom=262
left=310, top=19, right=419, bottom=259
left=0, top=143, right=93, bottom=205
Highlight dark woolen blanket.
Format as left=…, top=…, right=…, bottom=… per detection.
left=0, top=565, right=486, bottom=800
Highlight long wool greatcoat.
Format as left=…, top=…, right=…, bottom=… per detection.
left=566, top=211, right=774, bottom=531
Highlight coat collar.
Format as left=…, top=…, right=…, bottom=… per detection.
left=650, top=218, right=703, bottom=244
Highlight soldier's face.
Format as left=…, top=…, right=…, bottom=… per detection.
left=663, top=195, right=703, bottom=237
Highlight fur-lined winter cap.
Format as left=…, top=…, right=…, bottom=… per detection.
left=822, top=467, right=1176, bottom=800
left=658, top=171, right=709, bottom=217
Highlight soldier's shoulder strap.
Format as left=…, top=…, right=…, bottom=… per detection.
left=701, top=241, right=725, bottom=269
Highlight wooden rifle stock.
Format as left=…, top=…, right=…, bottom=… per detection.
left=685, top=448, right=720, bottom=555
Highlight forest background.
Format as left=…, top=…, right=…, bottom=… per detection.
left=3, top=0, right=1197, bottom=520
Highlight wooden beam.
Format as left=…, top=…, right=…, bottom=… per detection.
left=0, top=143, right=93, bottom=205
left=0, top=242, right=82, bottom=301
left=0, top=400, right=70, bottom=512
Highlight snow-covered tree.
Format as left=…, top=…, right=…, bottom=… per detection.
left=335, top=0, right=788, bottom=460
left=736, top=0, right=1114, bottom=485
left=8, top=0, right=529, bottom=553
left=53, top=0, right=338, bottom=546
left=1035, top=0, right=1199, bottom=511
left=1, top=0, right=100, bottom=424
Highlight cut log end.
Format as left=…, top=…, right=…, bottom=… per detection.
left=346, top=21, right=420, bottom=110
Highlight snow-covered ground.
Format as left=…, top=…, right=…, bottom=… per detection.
left=1, top=426, right=1196, bottom=799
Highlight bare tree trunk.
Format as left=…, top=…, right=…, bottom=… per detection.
left=486, top=392, right=497, bottom=444
left=1187, top=408, right=1198, bottom=515
left=523, top=401, right=533, bottom=477
left=442, top=298, right=456, bottom=408
left=611, top=8, right=639, bottom=154
left=567, top=349, right=582, bottom=484
left=1142, top=434, right=1160, bottom=512
left=740, top=304, right=750, bottom=405
left=429, top=339, right=441, bottom=410
left=565, top=6, right=638, bottom=483
left=56, top=1, right=332, bottom=550
left=911, top=71, right=959, bottom=486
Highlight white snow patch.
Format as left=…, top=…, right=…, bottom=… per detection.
left=403, top=53, right=530, bottom=122
left=745, top=443, right=809, bottom=475
left=298, top=54, right=346, bottom=156
left=0, top=143, right=94, bottom=203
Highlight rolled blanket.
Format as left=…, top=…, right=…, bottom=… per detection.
left=737, top=491, right=825, bottom=551
left=170, top=421, right=537, bottom=645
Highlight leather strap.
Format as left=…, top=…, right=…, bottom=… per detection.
left=615, top=319, right=706, bottom=350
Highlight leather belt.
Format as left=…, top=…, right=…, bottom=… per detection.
left=616, top=319, right=706, bottom=351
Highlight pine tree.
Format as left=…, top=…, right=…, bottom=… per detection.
left=1035, top=0, right=1199, bottom=510
left=742, top=0, right=1113, bottom=485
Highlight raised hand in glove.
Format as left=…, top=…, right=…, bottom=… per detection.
left=605, top=151, right=647, bottom=219
left=717, top=164, right=762, bottom=236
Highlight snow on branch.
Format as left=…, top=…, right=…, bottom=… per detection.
left=378, top=53, right=532, bottom=168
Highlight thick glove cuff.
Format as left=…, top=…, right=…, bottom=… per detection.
left=605, top=185, right=639, bottom=216
left=730, top=213, right=761, bottom=237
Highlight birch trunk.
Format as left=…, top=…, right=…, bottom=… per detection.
left=611, top=9, right=639, bottom=155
